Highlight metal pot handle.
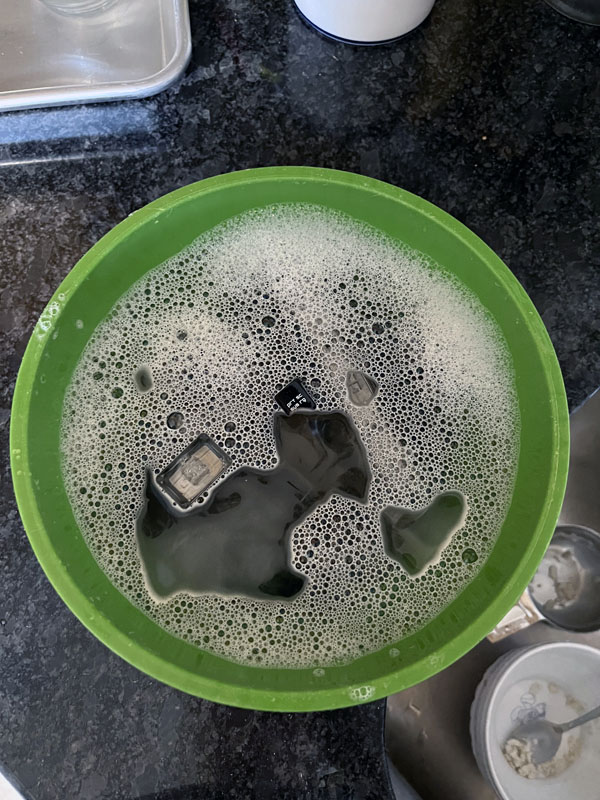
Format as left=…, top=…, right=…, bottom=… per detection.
left=487, top=589, right=545, bottom=643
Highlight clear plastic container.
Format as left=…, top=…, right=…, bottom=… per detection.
left=39, top=0, right=117, bottom=15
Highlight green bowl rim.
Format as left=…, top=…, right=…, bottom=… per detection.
left=10, top=167, right=569, bottom=710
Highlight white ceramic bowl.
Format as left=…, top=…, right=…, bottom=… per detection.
left=470, top=643, right=600, bottom=799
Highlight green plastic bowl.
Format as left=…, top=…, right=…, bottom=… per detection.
left=10, top=167, right=569, bottom=711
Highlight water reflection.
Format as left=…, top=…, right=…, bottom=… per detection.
left=0, top=104, right=158, bottom=145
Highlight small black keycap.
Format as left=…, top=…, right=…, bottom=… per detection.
left=274, top=378, right=316, bottom=415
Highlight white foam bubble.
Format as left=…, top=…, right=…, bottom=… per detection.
left=60, top=204, right=519, bottom=668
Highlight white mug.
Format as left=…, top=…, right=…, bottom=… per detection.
left=294, top=0, right=436, bottom=43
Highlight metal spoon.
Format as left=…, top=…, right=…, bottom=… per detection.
left=509, top=703, right=600, bottom=764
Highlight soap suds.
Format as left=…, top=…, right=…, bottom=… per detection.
left=60, top=204, right=519, bottom=668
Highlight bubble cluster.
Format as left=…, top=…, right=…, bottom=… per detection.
left=61, top=204, right=520, bottom=669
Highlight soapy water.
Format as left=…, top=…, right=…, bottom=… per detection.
left=380, top=490, right=468, bottom=576
left=138, top=410, right=371, bottom=602
left=60, top=204, right=519, bottom=668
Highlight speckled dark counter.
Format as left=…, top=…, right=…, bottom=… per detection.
left=0, top=0, right=599, bottom=798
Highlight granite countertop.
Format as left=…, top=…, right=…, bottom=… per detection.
left=1, top=1, right=599, bottom=798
